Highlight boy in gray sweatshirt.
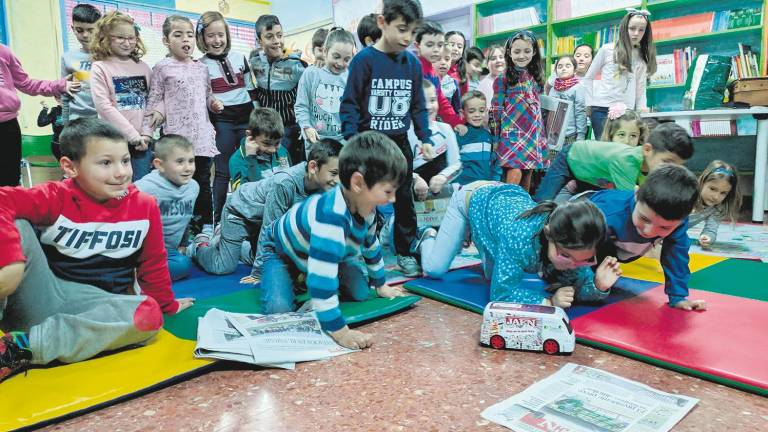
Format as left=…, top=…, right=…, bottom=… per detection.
left=191, top=139, right=342, bottom=279
left=61, top=4, right=101, bottom=123
left=134, top=135, right=199, bottom=280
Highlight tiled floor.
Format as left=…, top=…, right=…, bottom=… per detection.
left=42, top=297, right=768, bottom=432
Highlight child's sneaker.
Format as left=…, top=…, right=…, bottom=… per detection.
left=410, top=226, right=437, bottom=255
left=0, top=332, right=32, bottom=383
left=396, top=255, right=421, bottom=277
left=185, top=233, right=210, bottom=258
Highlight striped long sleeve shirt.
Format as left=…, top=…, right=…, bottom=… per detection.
left=272, top=185, right=385, bottom=331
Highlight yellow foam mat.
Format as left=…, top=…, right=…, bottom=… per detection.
left=620, top=254, right=726, bottom=283
left=0, top=330, right=210, bottom=431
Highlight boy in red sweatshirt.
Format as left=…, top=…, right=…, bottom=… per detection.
left=0, top=118, right=193, bottom=383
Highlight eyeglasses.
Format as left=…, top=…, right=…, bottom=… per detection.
left=553, top=244, right=597, bottom=267
left=110, top=35, right=137, bottom=44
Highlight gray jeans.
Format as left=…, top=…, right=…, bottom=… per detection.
left=194, top=205, right=262, bottom=275
left=0, top=220, right=160, bottom=365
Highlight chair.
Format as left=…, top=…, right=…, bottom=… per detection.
left=20, top=134, right=59, bottom=187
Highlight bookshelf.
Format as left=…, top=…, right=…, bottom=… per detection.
left=472, top=0, right=768, bottom=111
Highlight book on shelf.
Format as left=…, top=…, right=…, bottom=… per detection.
left=649, top=47, right=698, bottom=86
left=553, top=26, right=617, bottom=56
left=553, top=0, right=638, bottom=21
left=690, top=120, right=737, bottom=137
left=652, top=7, right=763, bottom=40
left=478, top=7, right=540, bottom=36
left=730, top=43, right=761, bottom=80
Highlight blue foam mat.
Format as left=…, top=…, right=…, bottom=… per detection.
left=172, top=264, right=252, bottom=299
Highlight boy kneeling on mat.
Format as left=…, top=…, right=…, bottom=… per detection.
left=259, top=131, right=409, bottom=350
left=0, top=118, right=193, bottom=383
left=585, top=164, right=707, bottom=311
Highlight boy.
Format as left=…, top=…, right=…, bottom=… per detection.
left=192, top=139, right=343, bottom=279
left=61, top=3, right=101, bottom=124
left=250, top=14, right=307, bottom=164
left=260, top=131, right=408, bottom=350
left=0, top=118, right=192, bottom=383
left=311, top=27, right=329, bottom=67
left=586, top=164, right=707, bottom=311
left=340, top=0, right=430, bottom=277
left=134, top=135, right=199, bottom=281
left=455, top=91, right=501, bottom=185
left=413, top=21, right=463, bottom=130
left=229, top=107, right=290, bottom=190
left=435, top=45, right=461, bottom=114
left=534, top=122, right=694, bottom=203
left=356, top=13, right=381, bottom=48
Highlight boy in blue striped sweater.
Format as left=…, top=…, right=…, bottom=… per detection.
left=259, top=131, right=409, bottom=349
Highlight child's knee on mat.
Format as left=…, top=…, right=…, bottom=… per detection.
left=133, top=296, right=164, bottom=332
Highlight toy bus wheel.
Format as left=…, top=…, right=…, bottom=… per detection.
left=543, top=339, right=559, bottom=355
left=489, top=335, right=506, bottom=350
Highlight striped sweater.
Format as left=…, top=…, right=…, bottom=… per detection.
left=199, top=51, right=255, bottom=124
left=271, top=185, right=385, bottom=331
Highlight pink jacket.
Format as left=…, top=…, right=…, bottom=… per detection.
left=91, top=57, right=152, bottom=142
left=0, top=44, right=66, bottom=122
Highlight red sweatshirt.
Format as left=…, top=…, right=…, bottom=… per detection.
left=418, top=55, right=463, bottom=128
left=0, top=179, right=179, bottom=313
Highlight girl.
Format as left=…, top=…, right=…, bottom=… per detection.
left=435, top=46, right=461, bottom=114
left=548, top=55, right=586, bottom=145
left=600, top=103, right=648, bottom=146
left=573, top=44, right=594, bottom=77
left=583, top=9, right=657, bottom=140
left=90, top=11, right=153, bottom=181
left=445, top=30, right=468, bottom=94
left=410, top=80, right=461, bottom=200
left=143, top=15, right=223, bottom=235
left=690, top=160, right=742, bottom=248
left=197, top=11, right=256, bottom=226
left=416, top=182, right=621, bottom=307
left=465, top=46, right=485, bottom=92
left=477, top=44, right=505, bottom=109
left=295, top=27, right=355, bottom=150
left=490, top=31, right=547, bottom=190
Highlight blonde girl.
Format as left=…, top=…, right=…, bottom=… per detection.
left=477, top=44, right=505, bottom=109
left=690, top=160, right=742, bottom=248
left=600, top=103, right=649, bottom=146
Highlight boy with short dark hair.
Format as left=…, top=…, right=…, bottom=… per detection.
left=535, top=122, right=695, bottom=202
left=413, top=21, right=463, bottom=129
left=311, top=27, right=329, bottom=67
left=586, top=164, right=707, bottom=311
left=61, top=3, right=101, bottom=124
left=0, top=118, right=192, bottom=383
left=134, top=134, right=199, bottom=281
left=455, top=90, right=501, bottom=184
left=229, top=107, right=290, bottom=190
left=192, top=139, right=343, bottom=279
left=356, top=13, right=381, bottom=47
left=340, top=0, right=430, bottom=277
left=260, top=131, right=409, bottom=349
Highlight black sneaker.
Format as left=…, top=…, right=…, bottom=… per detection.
left=0, top=332, right=32, bottom=383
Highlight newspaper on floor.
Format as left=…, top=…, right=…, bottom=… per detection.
left=481, top=363, right=698, bottom=432
left=194, top=308, right=355, bottom=369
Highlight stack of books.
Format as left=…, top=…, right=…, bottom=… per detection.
left=649, top=47, right=697, bottom=86
left=478, top=7, right=540, bottom=35
left=652, top=7, right=763, bottom=40
left=712, top=7, right=763, bottom=31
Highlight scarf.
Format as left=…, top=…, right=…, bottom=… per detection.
left=554, top=75, right=580, bottom=92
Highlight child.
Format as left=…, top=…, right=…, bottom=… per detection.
left=573, top=44, right=594, bottom=78
left=548, top=55, right=587, bottom=145
left=37, top=99, right=64, bottom=159
left=250, top=14, right=307, bottom=164
left=0, top=118, right=193, bottom=383
left=229, top=107, right=290, bottom=190
left=583, top=9, right=657, bottom=139
left=416, top=182, right=621, bottom=307
left=192, top=139, right=342, bottom=279
left=143, top=15, right=222, bottom=237
left=196, top=11, right=256, bottom=226
left=465, top=46, right=485, bottom=92
left=413, top=21, right=464, bottom=130
left=445, top=30, right=468, bottom=95
left=134, top=135, right=199, bottom=281
left=436, top=45, right=461, bottom=115
left=61, top=3, right=101, bottom=124
left=490, top=30, right=547, bottom=190
left=477, top=44, right=505, bottom=109
left=356, top=13, right=381, bottom=48
left=690, top=160, right=742, bottom=248
left=600, top=104, right=648, bottom=146
left=311, top=28, right=329, bottom=67
left=587, top=164, right=706, bottom=311
left=534, top=122, right=693, bottom=203
left=411, top=80, right=462, bottom=200
left=0, top=43, right=78, bottom=186
left=295, top=28, right=355, bottom=148
left=259, top=131, right=409, bottom=349
left=455, top=91, right=501, bottom=185
left=89, top=11, right=153, bottom=181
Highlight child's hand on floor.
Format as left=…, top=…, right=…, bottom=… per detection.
left=174, top=297, right=195, bottom=313
left=550, top=286, right=575, bottom=308
left=331, top=326, right=373, bottom=350
left=429, top=174, right=447, bottom=194
left=673, top=299, right=707, bottom=312
left=303, top=127, right=319, bottom=144
left=414, top=175, right=429, bottom=201
left=699, top=235, right=712, bottom=248
left=376, top=284, right=407, bottom=299
left=594, top=256, right=622, bottom=292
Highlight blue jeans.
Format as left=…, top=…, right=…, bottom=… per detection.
left=167, top=248, right=192, bottom=281
left=589, top=106, right=609, bottom=140
left=420, top=186, right=471, bottom=278
left=281, top=124, right=304, bottom=164
left=130, top=145, right=153, bottom=182
left=212, top=120, right=247, bottom=224
left=260, top=253, right=370, bottom=314
left=533, top=144, right=574, bottom=202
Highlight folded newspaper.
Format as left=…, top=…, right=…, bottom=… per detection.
left=482, top=363, right=698, bottom=432
left=195, top=308, right=355, bottom=370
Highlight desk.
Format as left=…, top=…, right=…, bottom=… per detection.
left=642, top=108, right=768, bottom=222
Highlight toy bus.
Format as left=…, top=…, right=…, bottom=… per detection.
left=480, top=302, right=575, bottom=355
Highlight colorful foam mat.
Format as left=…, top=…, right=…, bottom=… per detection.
left=1, top=265, right=420, bottom=431
left=403, top=254, right=768, bottom=396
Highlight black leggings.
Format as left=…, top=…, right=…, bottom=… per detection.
left=0, top=118, right=22, bottom=186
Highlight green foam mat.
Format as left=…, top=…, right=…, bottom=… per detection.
left=688, top=259, right=768, bottom=301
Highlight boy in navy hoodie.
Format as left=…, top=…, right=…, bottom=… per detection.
left=340, top=0, right=431, bottom=277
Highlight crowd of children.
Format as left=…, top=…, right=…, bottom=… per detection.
left=0, top=0, right=747, bottom=382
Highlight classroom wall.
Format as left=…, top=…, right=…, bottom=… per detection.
left=175, top=0, right=270, bottom=22
left=270, top=0, right=332, bottom=32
